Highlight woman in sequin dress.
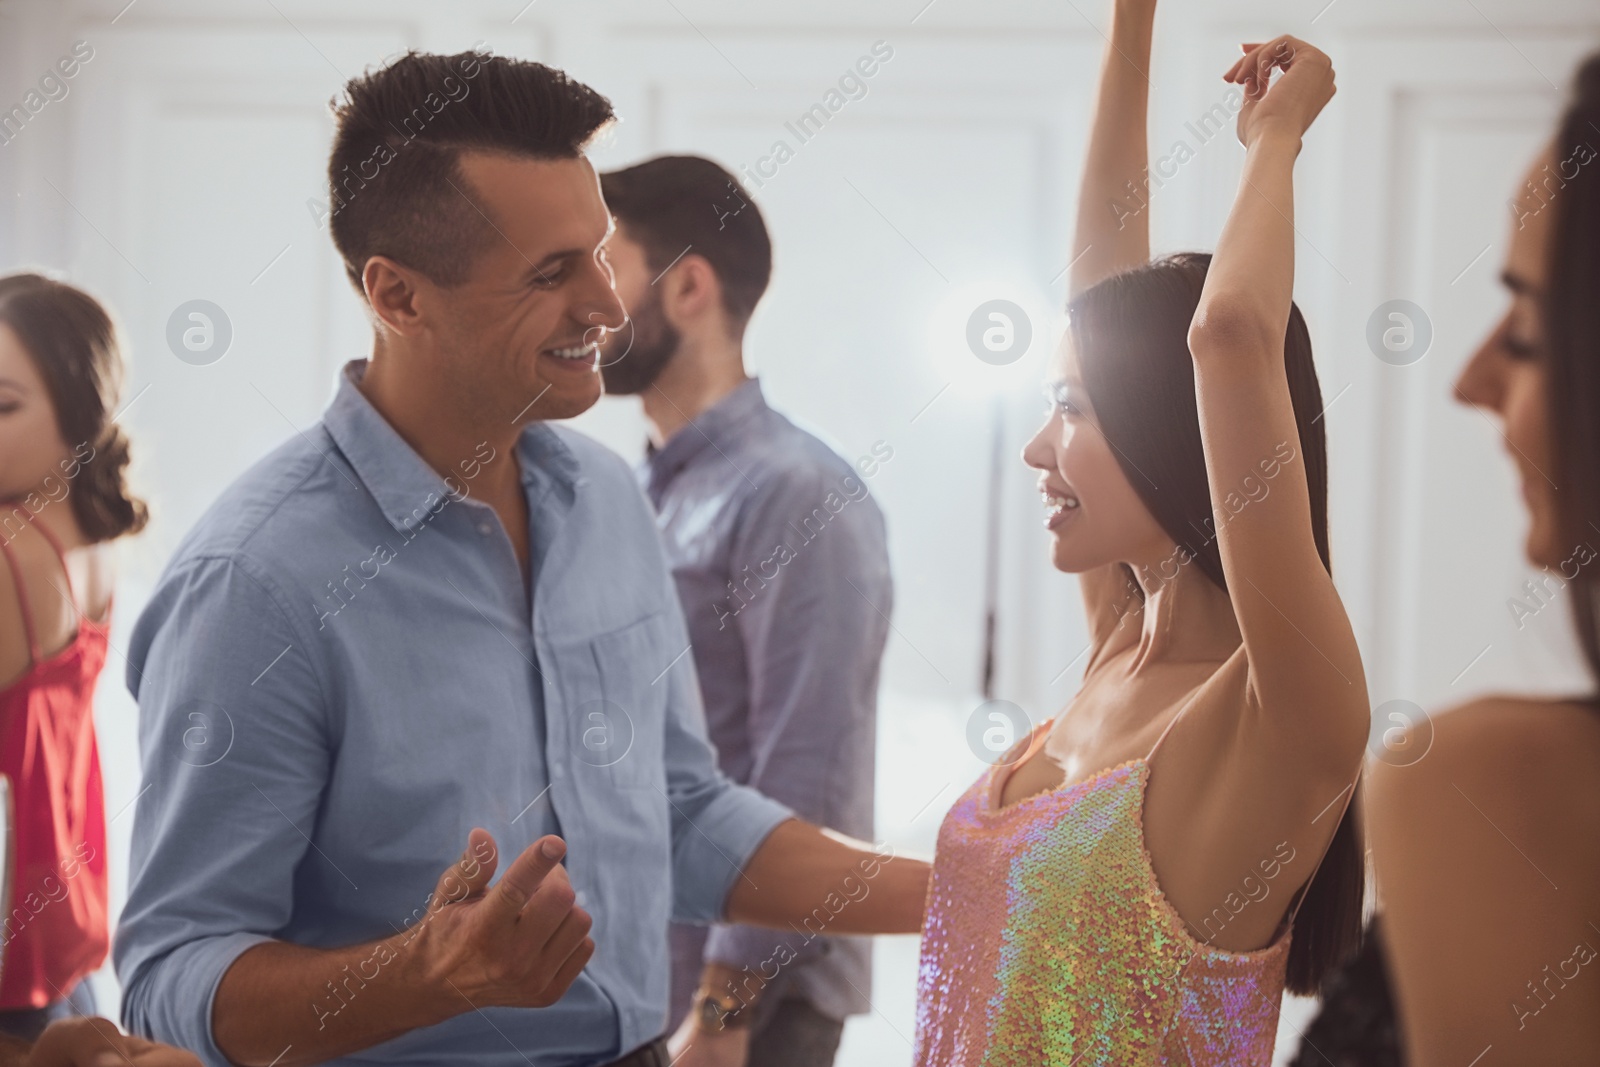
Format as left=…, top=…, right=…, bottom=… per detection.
left=910, top=4, right=1369, bottom=1064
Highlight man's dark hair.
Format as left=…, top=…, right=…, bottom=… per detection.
left=327, top=50, right=614, bottom=290
left=600, top=155, right=772, bottom=327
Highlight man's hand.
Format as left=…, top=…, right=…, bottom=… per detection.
left=23, top=1018, right=202, bottom=1067
left=667, top=1010, right=750, bottom=1067
left=404, top=828, right=595, bottom=1010
left=212, top=828, right=596, bottom=1066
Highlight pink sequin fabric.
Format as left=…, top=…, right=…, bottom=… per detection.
left=912, top=730, right=1291, bottom=1066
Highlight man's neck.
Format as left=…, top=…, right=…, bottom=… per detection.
left=358, top=354, right=523, bottom=502
left=640, top=335, right=748, bottom=449
left=358, top=351, right=534, bottom=587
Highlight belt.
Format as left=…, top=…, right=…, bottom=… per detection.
left=599, top=1036, right=669, bottom=1067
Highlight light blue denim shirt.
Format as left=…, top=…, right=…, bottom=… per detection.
left=113, top=361, right=791, bottom=1067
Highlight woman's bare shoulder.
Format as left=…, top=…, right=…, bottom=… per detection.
left=0, top=523, right=106, bottom=685
left=1371, top=693, right=1600, bottom=877
left=1369, top=699, right=1600, bottom=1059
left=1407, top=693, right=1600, bottom=779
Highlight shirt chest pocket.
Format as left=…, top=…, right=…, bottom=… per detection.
left=559, top=612, right=669, bottom=792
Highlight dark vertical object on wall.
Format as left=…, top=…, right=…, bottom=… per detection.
left=980, top=394, right=1005, bottom=700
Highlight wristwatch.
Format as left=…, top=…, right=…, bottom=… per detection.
left=693, top=986, right=750, bottom=1032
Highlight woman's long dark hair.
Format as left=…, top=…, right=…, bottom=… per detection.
left=1068, top=252, right=1362, bottom=995
left=1548, top=56, right=1600, bottom=696
left=0, top=272, right=147, bottom=542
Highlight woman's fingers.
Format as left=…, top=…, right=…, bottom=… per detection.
left=1245, top=38, right=1291, bottom=96
left=1228, top=35, right=1310, bottom=99
left=1227, top=39, right=1279, bottom=91
left=1225, top=42, right=1265, bottom=81
left=1262, top=37, right=1303, bottom=79
left=1225, top=46, right=1257, bottom=82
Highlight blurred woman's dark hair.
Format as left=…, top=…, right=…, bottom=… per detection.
left=0, top=272, right=147, bottom=542
left=1068, top=251, right=1360, bottom=995
left=1547, top=54, right=1600, bottom=695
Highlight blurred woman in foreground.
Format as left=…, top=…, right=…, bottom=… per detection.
left=1293, top=51, right=1600, bottom=1067
left=1368, top=55, right=1600, bottom=1066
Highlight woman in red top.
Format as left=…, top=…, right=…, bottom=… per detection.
left=0, top=273, right=146, bottom=1039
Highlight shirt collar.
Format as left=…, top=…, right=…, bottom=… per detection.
left=323, top=359, right=583, bottom=534
left=645, top=377, right=767, bottom=493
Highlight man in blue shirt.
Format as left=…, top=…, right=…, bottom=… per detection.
left=113, top=51, right=926, bottom=1067
left=597, top=157, right=892, bottom=1067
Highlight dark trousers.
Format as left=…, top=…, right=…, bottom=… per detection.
left=747, top=995, right=846, bottom=1067
left=600, top=1036, right=670, bottom=1067
left=618, top=997, right=843, bottom=1067
left=668, top=924, right=845, bottom=1067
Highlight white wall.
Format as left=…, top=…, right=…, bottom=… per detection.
left=2, top=0, right=1597, bottom=1061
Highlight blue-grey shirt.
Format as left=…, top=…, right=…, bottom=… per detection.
left=113, top=361, right=791, bottom=1067
left=644, top=380, right=892, bottom=1023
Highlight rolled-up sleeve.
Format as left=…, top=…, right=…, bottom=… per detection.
left=702, top=466, right=891, bottom=972
left=657, top=549, right=793, bottom=925
left=114, top=554, right=331, bottom=1063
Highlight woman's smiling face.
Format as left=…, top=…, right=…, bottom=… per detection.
left=1453, top=146, right=1561, bottom=569
left=1021, top=331, right=1173, bottom=577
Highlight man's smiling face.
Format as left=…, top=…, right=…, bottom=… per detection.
left=418, top=151, right=628, bottom=424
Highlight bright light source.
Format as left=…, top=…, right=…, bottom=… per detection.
left=924, top=279, right=1062, bottom=404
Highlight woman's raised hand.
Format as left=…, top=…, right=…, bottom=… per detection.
left=1224, top=35, right=1337, bottom=149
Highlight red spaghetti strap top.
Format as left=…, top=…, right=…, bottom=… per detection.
left=0, top=503, right=110, bottom=1009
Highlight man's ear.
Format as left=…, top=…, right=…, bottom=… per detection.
left=363, top=255, right=430, bottom=337
left=661, top=254, right=724, bottom=329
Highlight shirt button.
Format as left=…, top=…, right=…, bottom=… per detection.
left=551, top=765, right=565, bottom=779
left=478, top=522, right=492, bottom=535
left=575, top=890, right=589, bottom=908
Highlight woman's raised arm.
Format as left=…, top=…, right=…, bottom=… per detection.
left=1186, top=37, right=1367, bottom=774
left=1068, top=0, right=1157, bottom=298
